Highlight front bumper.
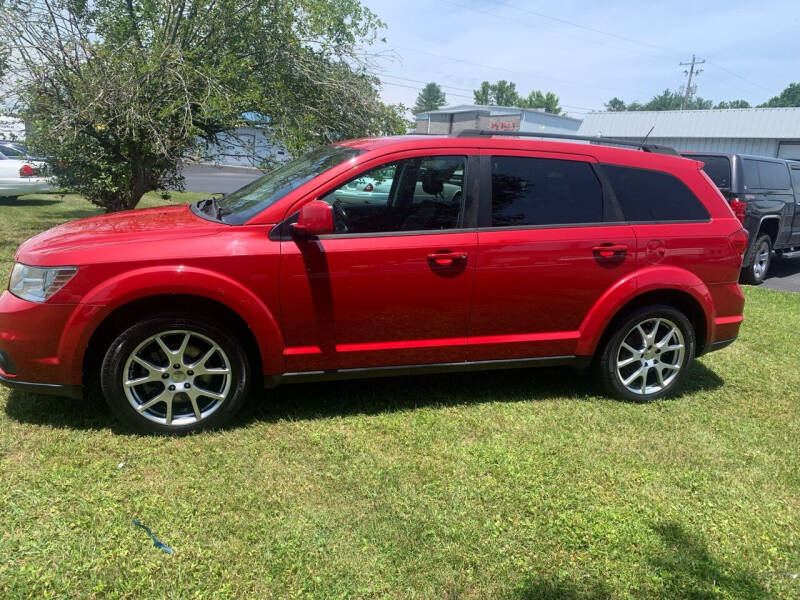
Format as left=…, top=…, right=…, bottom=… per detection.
left=0, top=291, right=88, bottom=388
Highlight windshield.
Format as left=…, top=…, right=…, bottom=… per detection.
left=217, top=145, right=363, bottom=224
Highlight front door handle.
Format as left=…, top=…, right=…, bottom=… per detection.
left=592, top=243, right=628, bottom=258
left=427, top=251, right=468, bottom=266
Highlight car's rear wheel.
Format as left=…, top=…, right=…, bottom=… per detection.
left=100, top=315, right=250, bottom=434
left=599, top=305, right=695, bottom=402
left=740, top=234, right=772, bottom=285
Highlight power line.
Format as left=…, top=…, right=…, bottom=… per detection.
left=392, top=44, right=652, bottom=97
left=380, top=73, right=601, bottom=111
left=477, top=0, right=778, bottom=96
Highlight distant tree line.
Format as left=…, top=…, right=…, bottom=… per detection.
left=604, top=82, right=800, bottom=112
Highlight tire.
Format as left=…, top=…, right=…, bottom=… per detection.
left=100, top=314, right=251, bottom=434
left=740, top=234, right=772, bottom=285
left=598, top=305, right=695, bottom=402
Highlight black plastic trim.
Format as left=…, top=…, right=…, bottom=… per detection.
left=0, top=350, right=17, bottom=376
left=265, top=355, right=590, bottom=387
left=0, top=374, right=83, bottom=399
left=704, top=337, right=737, bottom=354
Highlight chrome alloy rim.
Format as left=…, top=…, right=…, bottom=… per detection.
left=615, top=318, right=685, bottom=396
left=122, top=330, right=232, bottom=426
left=754, top=240, right=770, bottom=278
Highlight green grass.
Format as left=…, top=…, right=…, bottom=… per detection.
left=1, top=193, right=799, bottom=599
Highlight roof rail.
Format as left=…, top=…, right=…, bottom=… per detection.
left=454, top=129, right=679, bottom=156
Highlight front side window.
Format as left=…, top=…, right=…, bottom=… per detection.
left=320, top=156, right=466, bottom=234
left=603, top=164, right=710, bottom=222
left=490, top=156, right=603, bottom=227
left=218, top=145, right=363, bottom=224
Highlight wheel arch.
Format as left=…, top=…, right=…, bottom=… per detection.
left=577, top=266, right=713, bottom=358
left=83, top=294, right=270, bottom=389
left=70, top=266, right=284, bottom=388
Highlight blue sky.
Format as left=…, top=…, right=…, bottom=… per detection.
left=364, top=0, right=800, bottom=117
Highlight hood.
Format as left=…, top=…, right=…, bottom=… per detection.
left=16, top=204, right=226, bottom=264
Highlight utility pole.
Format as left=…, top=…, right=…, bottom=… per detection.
left=680, top=54, right=705, bottom=110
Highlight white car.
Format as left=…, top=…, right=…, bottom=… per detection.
left=333, top=167, right=462, bottom=207
left=0, top=150, right=53, bottom=198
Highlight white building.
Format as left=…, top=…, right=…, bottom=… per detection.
left=415, top=104, right=582, bottom=136
left=578, top=107, right=800, bottom=159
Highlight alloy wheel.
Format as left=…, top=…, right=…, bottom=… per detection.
left=122, top=329, right=232, bottom=426
left=753, top=239, right=770, bottom=279
left=615, top=317, right=686, bottom=396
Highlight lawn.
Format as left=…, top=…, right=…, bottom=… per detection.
left=1, top=193, right=799, bottom=599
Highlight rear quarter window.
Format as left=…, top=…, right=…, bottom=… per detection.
left=603, top=164, right=710, bottom=222
left=685, top=155, right=731, bottom=189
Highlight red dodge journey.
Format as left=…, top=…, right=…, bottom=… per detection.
left=0, top=132, right=748, bottom=433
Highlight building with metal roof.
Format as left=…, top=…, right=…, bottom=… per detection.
left=577, top=107, right=800, bottom=159
left=415, top=104, right=581, bottom=136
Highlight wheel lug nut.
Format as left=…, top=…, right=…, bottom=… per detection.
left=173, top=364, right=180, bottom=369
left=184, top=383, right=191, bottom=389
left=168, top=384, right=176, bottom=391
left=187, top=370, right=194, bottom=376
left=162, top=373, right=169, bottom=379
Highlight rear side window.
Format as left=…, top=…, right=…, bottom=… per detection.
left=490, top=156, right=603, bottom=227
left=603, top=164, right=710, bottom=222
left=791, top=168, right=800, bottom=197
left=685, top=155, right=731, bottom=189
left=742, top=159, right=791, bottom=190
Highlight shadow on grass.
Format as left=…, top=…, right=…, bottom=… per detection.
left=4, top=361, right=724, bottom=433
left=510, top=522, right=768, bottom=600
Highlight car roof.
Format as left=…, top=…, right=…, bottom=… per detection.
left=681, top=150, right=790, bottom=164
left=337, top=135, right=696, bottom=169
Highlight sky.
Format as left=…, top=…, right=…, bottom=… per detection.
left=363, top=0, right=800, bottom=118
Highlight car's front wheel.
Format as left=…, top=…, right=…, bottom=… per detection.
left=598, top=305, right=695, bottom=402
left=100, top=315, right=251, bottom=434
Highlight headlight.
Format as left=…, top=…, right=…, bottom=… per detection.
left=8, top=263, right=78, bottom=303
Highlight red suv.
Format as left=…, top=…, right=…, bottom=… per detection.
left=0, top=132, right=748, bottom=433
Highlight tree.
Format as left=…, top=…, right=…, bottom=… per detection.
left=412, top=83, right=446, bottom=115
left=602, top=89, right=713, bottom=112
left=760, top=82, right=800, bottom=107
left=714, top=100, right=751, bottom=109
left=472, top=80, right=520, bottom=107
left=0, top=0, right=408, bottom=212
left=519, top=90, right=562, bottom=114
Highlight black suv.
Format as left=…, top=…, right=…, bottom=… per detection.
left=682, top=152, right=800, bottom=284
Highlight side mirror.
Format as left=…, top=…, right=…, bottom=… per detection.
left=291, top=200, right=334, bottom=238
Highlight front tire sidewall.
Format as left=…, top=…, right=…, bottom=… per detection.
left=600, top=305, right=695, bottom=402
left=100, top=316, right=250, bottom=434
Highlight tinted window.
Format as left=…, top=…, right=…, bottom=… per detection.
left=604, top=164, right=710, bottom=222
left=490, top=157, right=603, bottom=227
left=742, top=159, right=791, bottom=190
left=218, top=145, right=363, bottom=224
left=321, top=156, right=466, bottom=233
left=742, top=159, right=760, bottom=189
left=791, top=168, right=800, bottom=197
left=758, top=160, right=790, bottom=189
left=0, top=144, right=24, bottom=158
left=685, top=155, right=731, bottom=189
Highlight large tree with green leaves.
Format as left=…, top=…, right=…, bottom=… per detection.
left=473, top=80, right=520, bottom=107
left=760, top=82, right=800, bottom=107
left=518, top=90, right=562, bottom=114
left=0, top=0, right=407, bottom=212
left=412, top=82, right=446, bottom=115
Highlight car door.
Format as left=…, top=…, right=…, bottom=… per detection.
left=279, top=150, right=479, bottom=372
left=468, top=150, right=638, bottom=362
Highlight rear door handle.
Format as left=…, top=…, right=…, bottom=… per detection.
left=592, top=243, right=628, bottom=258
left=427, top=251, right=468, bottom=266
